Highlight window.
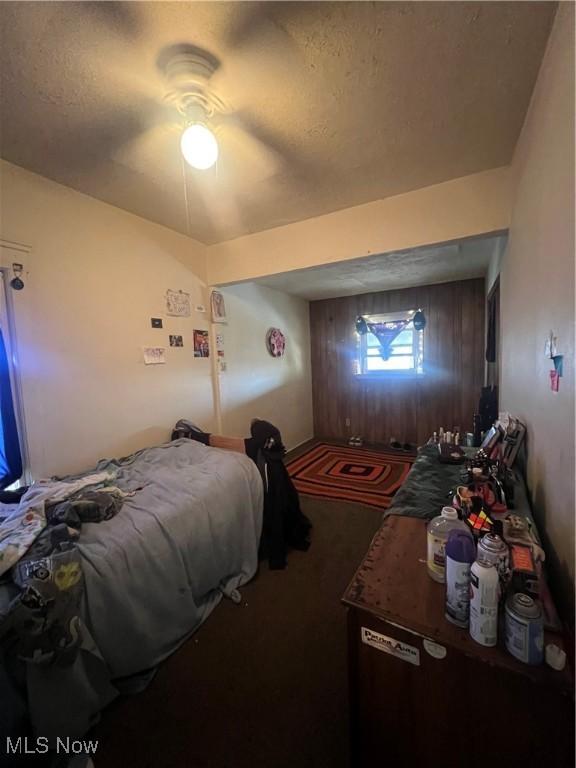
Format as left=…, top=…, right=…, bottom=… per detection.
left=0, top=259, right=27, bottom=489
left=356, top=310, right=424, bottom=376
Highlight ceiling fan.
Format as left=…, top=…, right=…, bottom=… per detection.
left=160, top=46, right=228, bottom=171
left=59, top=1, right=318, bottom=235
left=112, top=40, right=296, bottom=189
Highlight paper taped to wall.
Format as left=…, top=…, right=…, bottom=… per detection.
left=166, top=289, right=191, bottom=317
left=143, top=347, right=166, bottom=365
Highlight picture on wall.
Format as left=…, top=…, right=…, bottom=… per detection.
left=166, top=289, right=191, bottom=317
left=210, top=290, right=227, bottom=323
left=193, top=330, right=210, bottom=358
left=143, top=347, right=166, bottom=365
left=266, top=327, right=286, bottom=357
left=169, top=335, right=183, bottom=347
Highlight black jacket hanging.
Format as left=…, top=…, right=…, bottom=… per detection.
left=257, top=446, right=312, bottom=570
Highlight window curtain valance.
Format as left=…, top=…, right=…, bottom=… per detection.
left=355, top=310, right=426, bottom=361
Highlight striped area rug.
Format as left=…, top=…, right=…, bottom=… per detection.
left=287, top=442, right=416, bottom=510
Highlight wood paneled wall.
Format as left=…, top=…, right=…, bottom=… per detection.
left=310, top=279, right=485, bottom=446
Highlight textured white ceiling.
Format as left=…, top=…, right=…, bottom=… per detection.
left=251, top=236, right=505, bottom=300
left=0, top=2, right=555, bottom=244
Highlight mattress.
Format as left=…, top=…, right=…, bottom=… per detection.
left=1, top=439, right=264, bottom=738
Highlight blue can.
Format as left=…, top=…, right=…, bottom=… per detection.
left=504, top=593, right=544, bottom=665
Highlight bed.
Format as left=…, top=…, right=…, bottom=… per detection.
left=0, top=438, right=263, bottom=739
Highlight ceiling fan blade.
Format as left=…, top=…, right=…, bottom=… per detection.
left=212, top=4, right=304, bottom=98
left=66, top=2, right=145, bottom=41
left=216, top=114, right=285, bottom=183
left=226, top=109, right=325, bottom=187
left=105, top=64, right=166, bottom=104
left=61, top=95, right=176, bottom=177
left=112, top=121, right=183, bottom=181
left=225, top=3, right=292, bottom=51
left=14, top=104, right=161, bottom=185
left=224, top=1, right=314, bottom=65
left=189, top=173, right=245, bottom=239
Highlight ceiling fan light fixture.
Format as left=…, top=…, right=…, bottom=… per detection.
left=180, top=123, right=219, bottom=170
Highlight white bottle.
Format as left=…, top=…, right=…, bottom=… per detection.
left=426, top=507, right=469, bottom=583
left=469, top=558, right=499, bottom=647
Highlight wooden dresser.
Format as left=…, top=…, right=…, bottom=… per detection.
left=342, top=515, right=573, bottom=768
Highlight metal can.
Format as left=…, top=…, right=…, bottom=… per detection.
left=504, top=593, right=544, bottom=665
left=477, top=533, right=509, bottom=580
left=469, top=558, right=499, bottom=646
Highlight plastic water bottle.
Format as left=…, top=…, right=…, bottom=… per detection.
left=445, top=529, right=476, bottom=627
left=426, top=507, right=469, bottom=583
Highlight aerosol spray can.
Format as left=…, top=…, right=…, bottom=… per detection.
left=504, top=593, right=544, bottom=665
left=477, top=533, right=509, bottom=581
left=469, top=557, right=499, bottom=646
left=445, top=529, right=476, bottom=628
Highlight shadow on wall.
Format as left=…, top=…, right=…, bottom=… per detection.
left=530, top=451, right=575, bottom=630
left=221, top=381, right=311, bottom=449
left=112, top=426, right=179, bottom=463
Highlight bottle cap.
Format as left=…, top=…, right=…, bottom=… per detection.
left=441, top=506, right=458, bottom=520
left=545, top=644, right=566, bottom=671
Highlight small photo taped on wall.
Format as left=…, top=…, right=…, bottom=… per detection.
left=169, top=335, right=184, bottom=347
left=193, top=329, right=210, bottom=358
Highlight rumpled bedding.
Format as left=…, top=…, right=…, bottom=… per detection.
left=1, top=485, right=127, bottom=666
left=383, top=443, right=470, bottom=520
left=0, top=439, right=263, bottom=739
left=0, top=471, right=118, bottom=576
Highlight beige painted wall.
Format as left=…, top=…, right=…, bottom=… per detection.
left=207, top=167, right=512, bottom=286
left=217, top=283, right=313, bottom=451
left=500, top=4, right=575, bottom=622
left=0, top=160, right=215, bottom=478
left=486, top=236, right=507, bottom=295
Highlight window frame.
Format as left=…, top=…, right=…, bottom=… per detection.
left=355, top=309, right=425, bottom=380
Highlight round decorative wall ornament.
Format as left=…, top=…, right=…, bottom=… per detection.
left=266, top=327, right=286, bottom=357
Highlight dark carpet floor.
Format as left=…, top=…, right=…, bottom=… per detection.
left=91, top=495, right=382, bottom=768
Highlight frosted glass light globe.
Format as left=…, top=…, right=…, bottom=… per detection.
left=180, top=124, right=218, bottom=170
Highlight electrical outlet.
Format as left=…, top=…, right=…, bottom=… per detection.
left=345, top=418, right=351, bottom=427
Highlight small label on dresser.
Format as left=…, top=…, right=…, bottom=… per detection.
left=361, top=627, right=420, bottom=666
left=422, top=638, right=447, bottom=659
